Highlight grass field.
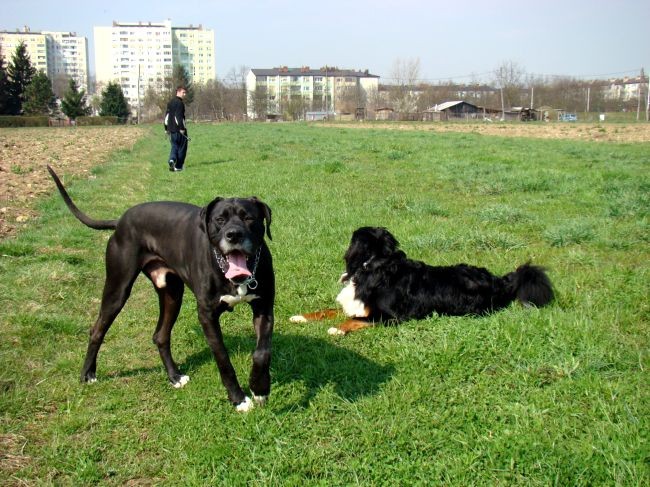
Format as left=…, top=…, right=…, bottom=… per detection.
left=1, top=123, right=648, bottom=485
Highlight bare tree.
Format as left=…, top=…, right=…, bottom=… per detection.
left=389, top=57, right=421, bottom=113
left=336, top=83, right=365, bottom=114
left=493, top=60, right=525, bottom=109
left=221, top=66, right=249, bottom=120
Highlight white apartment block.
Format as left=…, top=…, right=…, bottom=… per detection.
left=0, top=28, right=89, bottom=94
left=43, top=31, right=89, bottom=94
left=0, top=28, right=48, bottom=73
left=246, top=66, right=380, bottom=118
left=172, top=25, right=215, bottom=84
left=94, top=20, right=214, bottom=112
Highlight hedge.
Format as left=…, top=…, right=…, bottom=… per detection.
left=76, top=116, right=120, bottom=126
left=0, top=116, right=49, bottom=127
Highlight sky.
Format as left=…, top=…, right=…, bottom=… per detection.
left=3, top=0, right=649, bottom=83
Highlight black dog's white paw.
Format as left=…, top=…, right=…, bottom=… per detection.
left=253, top=394, right=268, bottom=406
left=171, top=375, right=190, bottom=388
left=235, top=396, right=254, bottom=412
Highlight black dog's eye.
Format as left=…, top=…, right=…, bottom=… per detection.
left=243, top=216, right=255, bottom=223
left=215, top=217, right=226, bottom=225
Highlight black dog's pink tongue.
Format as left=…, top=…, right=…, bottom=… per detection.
left=225, top=251, right=252, bottom=280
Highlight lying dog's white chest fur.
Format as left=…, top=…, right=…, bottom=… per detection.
left=336, top=280, right=369, bottom=318
left=220, top=284, right=258, bottom=307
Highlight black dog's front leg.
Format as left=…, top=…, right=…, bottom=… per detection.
left=249, top=305, right=274, bottom=405
left=197, top=305, right=250, bottom=410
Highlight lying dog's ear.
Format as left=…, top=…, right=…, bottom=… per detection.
left=199, top=197, right=223, bottom=233
left=375, top=227, right=399, bottom=256
left=250, top=197, right=272, bottom=240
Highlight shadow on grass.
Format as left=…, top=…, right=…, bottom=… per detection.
left=111, top=331, right=394, bottom=409
left=192, top=157, right=236, bottom=167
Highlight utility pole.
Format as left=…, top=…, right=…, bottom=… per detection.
left=500, top=87, right=505, bottom=121
left=637, top=68, right=643, bottom=121
left=530, top=85, right=534, bottom=109
left=646, top=69, right=649, bottom=121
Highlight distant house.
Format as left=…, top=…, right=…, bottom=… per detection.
left=375, top=107, right=395, bottom=121
left=423, top=100, right=481, bottom=121
left=306, top=111, right=332, bottom=121
left=508, top=107, right=539, bottom=121
left=601, top=75, right=648, bottom=101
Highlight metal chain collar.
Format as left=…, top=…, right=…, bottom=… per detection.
left=212, top=247, right=261, bottom=290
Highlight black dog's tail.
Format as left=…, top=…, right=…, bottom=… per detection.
left=47, top=165, right=118, bottom=230
left=504, top=263, right=554, bottom=308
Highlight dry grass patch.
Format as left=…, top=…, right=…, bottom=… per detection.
left=325, top=121, right=650, bottom=143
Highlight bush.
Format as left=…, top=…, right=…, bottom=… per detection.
left=0, top=116, right=49, bottom=127
left=76, top=116, right=120, bottom=126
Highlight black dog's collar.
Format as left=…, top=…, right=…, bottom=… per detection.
left=212, top=247, right=261, bottom=290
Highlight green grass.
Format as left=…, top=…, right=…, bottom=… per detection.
left=1, top=123, right=648, bottom=485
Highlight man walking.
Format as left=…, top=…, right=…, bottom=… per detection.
left=164, top=86, right=188, bottom=172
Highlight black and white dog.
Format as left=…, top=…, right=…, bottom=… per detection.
left=292, top=226, right=553, bottom=334
left=48, top=166, right=274, bottom=411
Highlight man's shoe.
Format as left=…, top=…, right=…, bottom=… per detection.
left=168, top=160, right=175, bottom=171
left=174, top=166, right=183, bottom=171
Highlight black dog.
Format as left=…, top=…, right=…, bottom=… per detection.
left=292, top=226, right=553, bottom=334
left=48, top=166, right=274, bottom=411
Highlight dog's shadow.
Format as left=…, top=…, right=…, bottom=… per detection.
left=179, top=331, right=395, bottom=409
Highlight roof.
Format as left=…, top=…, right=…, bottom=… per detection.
left=425, top=100, right=479, bottom=112
left=251, top=67, right=379, bottom=78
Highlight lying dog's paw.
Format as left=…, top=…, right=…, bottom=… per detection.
left=289, top=315, right=307, bottom=323
left=327, top=327, right=346, bottom=336
left=171, top=375, right=190, bottom=388
left=235, top=396, right=254, bottom=412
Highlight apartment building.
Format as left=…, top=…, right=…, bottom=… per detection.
left=246, top=66, right=380, bottom=118
left=0, top=27, right=89, bottom=94
left=43, top=31, right=89, bottom=94
left=172, top=24, right=215, bottom=84
left=94, top=20, right=214, bottom=112
left=0, top=28, right=49, bottom=73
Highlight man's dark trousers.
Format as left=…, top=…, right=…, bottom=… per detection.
left=169, top=132, right=188, bottom=169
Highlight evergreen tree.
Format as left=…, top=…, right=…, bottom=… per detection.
left=172, top=64, right=194, bottom=105
left=61, top=78, right=90, bottom=120
left=6, top=41, right=36, bottom=114
left=0, top=46, right=10, bottom=115
left=99, top=82, right=130, bottom=122
left=23, top=70, right=56, bottom=115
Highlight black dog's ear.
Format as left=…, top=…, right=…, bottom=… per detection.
left=199, top=197, right=223, bottom=233
left=375, top=227, right=399, bottom=256
left=250, top=197, right=272, bottom=240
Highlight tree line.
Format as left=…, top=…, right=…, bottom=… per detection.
left=385, top=59, right=649, bottom=116
left=2, top=45, right=646, bottom=123
left=0, top=41, right=132, bottom=121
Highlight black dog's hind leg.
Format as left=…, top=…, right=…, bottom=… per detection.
left=80, top=239, right=140, bottom=383
left=150, top=273, right=187, bottom=387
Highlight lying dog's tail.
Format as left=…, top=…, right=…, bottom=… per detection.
left=504, top=263, right=554, bottom=308
left=47, top=165, right=118, bottom=230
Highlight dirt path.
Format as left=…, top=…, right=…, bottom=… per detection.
left=0, top=126, right=147, bottom=239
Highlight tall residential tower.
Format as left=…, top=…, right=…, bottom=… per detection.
left=0, top=27, right=89, bottom=93
left=94, top=20, right=214, bottom=111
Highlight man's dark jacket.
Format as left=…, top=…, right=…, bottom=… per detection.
left=164, top=96, right=186, bottom=133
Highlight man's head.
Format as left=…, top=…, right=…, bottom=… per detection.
left=176, top=86, right=187, bottom=98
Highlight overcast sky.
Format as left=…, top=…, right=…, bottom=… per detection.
left=3, top=0, right=649, bottom=83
